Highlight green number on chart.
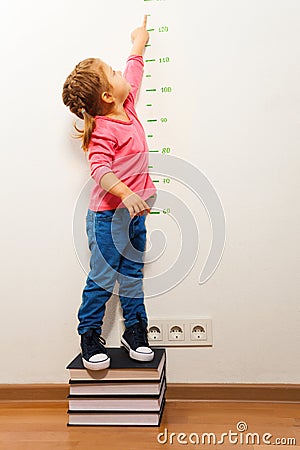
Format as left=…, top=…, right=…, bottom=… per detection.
left=159, top=57, right=170, bottom=63
left=160, top=117, right=168, bottom=123
left=161, top=86, right=172, bottom=93
left=163, top=178, right=171, bottom=184
left=159, top=26, right=169, bottom=32
left=161, top=147, right=171, bottom=154
left=163, top=208, right=171, bottom=214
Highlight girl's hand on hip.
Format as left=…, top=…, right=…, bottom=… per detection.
left=121, top=191, right=150, bottom=218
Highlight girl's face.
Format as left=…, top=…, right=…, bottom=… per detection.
left=96, top=59, right=131, bottom=104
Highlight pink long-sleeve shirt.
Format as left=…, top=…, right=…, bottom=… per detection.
left=87, top=55, right=157, bottom=211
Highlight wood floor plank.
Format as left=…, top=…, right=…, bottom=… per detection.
left=0, top=401, right=299, bottom=450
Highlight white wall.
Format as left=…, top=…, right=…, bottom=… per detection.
left=1, top=0, right=299, bottom=383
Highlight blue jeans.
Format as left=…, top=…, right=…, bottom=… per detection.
left=77, top=208, right=148, bottom=335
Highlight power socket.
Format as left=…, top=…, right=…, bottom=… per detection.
left=148, top=324, right=163, bottom=341
left=190, top=323, right=207, bottom=341
left=168, top=324, right=185, bottom=341
left=144, top=318, right=213, bottom=347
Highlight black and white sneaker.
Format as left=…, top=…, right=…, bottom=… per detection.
left=80, top=329, right=110, bottom=371
left=121, top=312, right=154, bottom=362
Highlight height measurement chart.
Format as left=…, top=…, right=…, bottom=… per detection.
left=139, top=2, right=175, bottom=189
left=137, top=2, right=194, bottom=291
left=135, top=1, right=226, bottom=292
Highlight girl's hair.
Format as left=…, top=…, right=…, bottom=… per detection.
left=62, top=58, right=111, bottom=152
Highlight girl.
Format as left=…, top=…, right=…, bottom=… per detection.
left=62, top=16, right=157, bottom=370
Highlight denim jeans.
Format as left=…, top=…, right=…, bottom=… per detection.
left=77, top=207, right=149, bottom=335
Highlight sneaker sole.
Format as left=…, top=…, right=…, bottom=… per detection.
left=121, top=337, right=154, bottom=362
left=82, top=356, right=110, bottom=371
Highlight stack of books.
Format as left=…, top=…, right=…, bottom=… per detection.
left=66, top=347, right=166, bottom=426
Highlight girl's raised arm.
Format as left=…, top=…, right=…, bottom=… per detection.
left=130, top=15, right=149, bottom=56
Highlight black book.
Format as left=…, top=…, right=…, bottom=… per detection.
left=69, top=365, right=166, bottom=396
left=68, top=376, right=166, bottom=412
left=66, top=347, right=166, bottom=381
left=67, top=397, right=166, bottom=426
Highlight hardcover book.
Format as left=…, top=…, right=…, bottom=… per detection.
left=69, top=367, right=166, bottom=396
left=68, top=378, right=166, bottom=411
left=67, top=398, right=166, bottom=426
left=66, top=348, right=166, bottom=381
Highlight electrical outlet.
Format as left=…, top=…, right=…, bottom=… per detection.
left=122, top=317, right=213, bottom=347
left=148, top=325, right=163, bottom=342
left=168, top=324, right=185, bottom=341
left=190, top=323, right=207, bottom=341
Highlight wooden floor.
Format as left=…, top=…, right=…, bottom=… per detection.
left=0, top=400, right=299, bottom=450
